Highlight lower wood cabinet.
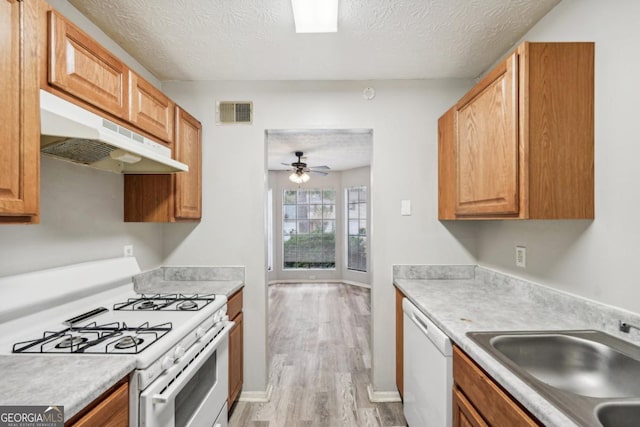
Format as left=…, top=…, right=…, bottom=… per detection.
left=453, top=345, right=539, bottom=427
left=67, top=380, right=128, bottom=427
left=395, top=287, right=404, bottom=399
left=228, top=289, right=244, bottom=409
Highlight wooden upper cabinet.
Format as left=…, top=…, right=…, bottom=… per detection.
left=129, top=71, right=174, bottom=144
left=48, top=10, right=128, bottom=119
left=174, top=107, right=202, bottom=220
left=438, top=107, right=456, bottom=220
left=455, top=52, right=519, bottom=216
left=0, top=0, right=40, bottom=223
left=124, top=106, right=202, bottom=222
left=439, top=42, right=594, bottom=220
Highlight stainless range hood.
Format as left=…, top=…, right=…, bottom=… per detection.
left=40, top=90, right=188, bottom=174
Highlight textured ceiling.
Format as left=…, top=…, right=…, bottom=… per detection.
left=266, top=129, right=372, bottom=172
left=68, top=0, right=560, bottom=81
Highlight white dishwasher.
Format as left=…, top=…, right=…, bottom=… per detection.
left=403, top=298, right=452, bottom=427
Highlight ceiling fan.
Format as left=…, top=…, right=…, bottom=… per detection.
left=282, top=151, right=330, bottom=183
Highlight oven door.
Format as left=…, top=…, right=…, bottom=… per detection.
left=139, top=323, right=231, bottom=427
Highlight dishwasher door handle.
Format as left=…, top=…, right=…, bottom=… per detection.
left=402, top=297, right=452, bottom=356
left=410, top=312, right=431, bottom=339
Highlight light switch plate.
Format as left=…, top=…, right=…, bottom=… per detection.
left=516, top=246, right=526, bottom=268
left=124, top=245, right=134, bottom=257
left=401, top=200, right=411, bottom=216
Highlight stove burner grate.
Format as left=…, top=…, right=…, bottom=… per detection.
left=113, top=293, right=216, bottom=311
left=12, top=321, right=172, bottom=355
left=178, top=300, right=198, bottom=311
left=114, top=335, right=143, bottom=349
left=55, top=335, right=88, bottom=349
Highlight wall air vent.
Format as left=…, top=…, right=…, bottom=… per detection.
left=217, top=101, right=253, bottom=125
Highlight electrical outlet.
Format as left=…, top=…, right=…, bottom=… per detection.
left=124, top=245, right=134, bottom=257
left=515, top=246, right=526, bottom=268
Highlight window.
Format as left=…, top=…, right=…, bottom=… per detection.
left=283, top=189, right=336, bottom=269
left=347, top=186, right=367, bottom=272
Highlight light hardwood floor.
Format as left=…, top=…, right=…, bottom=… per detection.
left=230, top=283, right=406, bottom=427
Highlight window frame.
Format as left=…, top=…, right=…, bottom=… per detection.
left=282, top=188, right=337, bottom=270
left=346, top=185, right=367, bottom=272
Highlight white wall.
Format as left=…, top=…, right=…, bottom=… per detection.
left=160, top=79, right=476, bottom=394
left=474, top=0, right=640, bottom=314
left=0, top=158, right=164, bottom=277
left=0, top=1, right=164, bottom=278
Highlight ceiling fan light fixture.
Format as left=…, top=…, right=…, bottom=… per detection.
left=291, top=0, right=338, bottom=33
left=289, top=170, right=310, bottom=183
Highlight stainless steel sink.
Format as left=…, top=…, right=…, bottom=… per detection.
left=596, top=402, right=640, bottom=427
left=468, top=330, right=640, bottom=426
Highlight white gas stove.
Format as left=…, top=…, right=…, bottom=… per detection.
left=0, top=257, right=231, bottom=427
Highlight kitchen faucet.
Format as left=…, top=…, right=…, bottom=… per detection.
left=618, top=320, right=640, bottom=333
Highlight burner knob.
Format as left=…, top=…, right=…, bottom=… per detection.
left=174, top=345, right=185, bottom=359
left=161, top=356, right=175, bottom=370
left=196, top=326, right=206, bottom=338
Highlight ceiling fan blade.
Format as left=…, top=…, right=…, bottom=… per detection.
left=309, top=165, right=330, bottom=170
left=309, top=170, right=329, bottom=176
left=281, top=162, right=293, bottom=167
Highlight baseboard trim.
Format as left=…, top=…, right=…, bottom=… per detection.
left=367, top=384, right=402, bottom=403
left=268, top=279, right=370, bottom=289
left=238, top=384, right=274, bottom=403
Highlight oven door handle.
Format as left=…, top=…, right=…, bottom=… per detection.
left=147, top=322, right=232, bottom=406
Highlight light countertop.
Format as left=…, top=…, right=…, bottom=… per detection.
left=394, top=265, right=640, bottom=427
left=0, top=354, right=135, bottom=421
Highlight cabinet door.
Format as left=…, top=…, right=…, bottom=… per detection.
left=453, top=387, right=488, bottom=427
left=48, top=10, right=128, bottom=119
left=455, top=52, right=519, bottom=216
left=228, top=311, right=243, bottom=408
left=0, top=0, right=39, bottom=220
left=174, top=107, right=202, bottom=220
left=71, top=382, right=128, bottom=427
left=438, top=107, right=456, bottom=220
left=129, top=71, right=174, bottom=144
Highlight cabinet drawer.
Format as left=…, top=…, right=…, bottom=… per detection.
left=453, top=346, right=538, bottom=426
left=48, top=11, right=128, bottom=119
left=228, top=289, right=243, bottom=320
left=69, top=382, right=128, bottom=427
left=129, top=72, right=174, bottom=144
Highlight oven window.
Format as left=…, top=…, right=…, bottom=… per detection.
left=175, top=349, right=217, bottom=427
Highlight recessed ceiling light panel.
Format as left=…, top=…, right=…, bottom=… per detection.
left=291, top=0, right=338, bottom=33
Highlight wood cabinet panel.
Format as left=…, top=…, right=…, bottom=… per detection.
left=438, top=107, right=456, bottom=220
left=124, top=106, right=202, bottom=222
left=174, top=107, right=202, bottom=220
left=227, top=289, right=243, bottom=320
left=456, top=52, right=519, bottom=216
left=453, top=346, right=539, bottom=427
left=453, top=387, right=488, bottom=427
left=395, top=287, right=404, bottom=399
left=439, top=42, right=594, bottom=220
left=0, top=0, right=39, bottom=222
left=69, top=382, right=128, bottom=427
left=129, top=71, right=174, bottom=144
left=48, top=10, right=128, bottom=119
left=228, top=311, right=243, bottom=408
